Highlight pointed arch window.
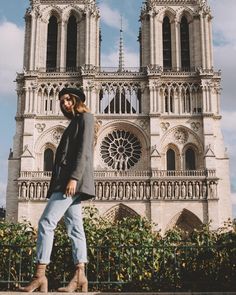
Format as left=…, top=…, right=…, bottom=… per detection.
left=101, top=84, right=141, bottom=114
left=66, top=15, right=77, bottom=71
left=185, top=148, right=196, bottom=170
left=180, top=16, right=190, bottom=70
left=164, top=88, right=174, bottom=113
left=182, top=88, right=191, bottom=113
left=163, top=16, right=172, bottom=70
left=44, top=148, right=54, bottom=171
left=46, top=16, right=58, bottom=71
left=175, top=209, right=202, bottom=232
left=167, top=149, right=175, bottom=171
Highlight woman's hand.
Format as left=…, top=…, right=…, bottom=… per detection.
left=65, top=179, right=77, bottom=197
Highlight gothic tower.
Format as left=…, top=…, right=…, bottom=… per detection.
left=6, top=0, right=232, bottom=232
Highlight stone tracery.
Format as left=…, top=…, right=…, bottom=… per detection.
left=100, top=130, right=142, bottom=171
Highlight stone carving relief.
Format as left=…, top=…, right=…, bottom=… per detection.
left=35, top=123, right=46, bottom=133
left=52, top=128, right=64, bottom=144
left=174, top=128, right=189, bottom=144
left=190, top=122, right=200, bottom=132
left=135, top=119, right=149, bottom=131
left=160, top=122, right=170, bottom=131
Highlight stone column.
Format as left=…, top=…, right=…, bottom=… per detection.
left=29, top=13, right=37, bottom=70
left=85, top=12, right=90, bottom=64
left=200, top=13, right=206, bottom=69
left=34, top=15, right=41, bottom=70
left=172, top=19, right=180, bottom=70
left=24, top=88, right=30, bottom=114
left=59, top=20, right=67, bottom=71
left=150, top=12, right=154, bottom=65
left=208, top=15, right=214, bottom=69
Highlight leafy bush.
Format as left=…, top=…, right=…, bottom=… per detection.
left=0, top=206, right=235, bottom=292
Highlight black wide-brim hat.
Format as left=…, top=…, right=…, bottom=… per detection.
left=59, top=87, right=86, bottom=102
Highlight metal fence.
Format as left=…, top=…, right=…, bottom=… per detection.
left=0, top=244, right=235, bottom=292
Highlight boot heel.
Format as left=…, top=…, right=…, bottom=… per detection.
left=39, top=278, right=48, bottom=293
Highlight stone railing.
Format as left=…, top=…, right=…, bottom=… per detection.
left=17, top=169, right=218, bottom=201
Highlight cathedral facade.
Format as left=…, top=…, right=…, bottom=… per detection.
left=6, top=0, right=232, bottom=232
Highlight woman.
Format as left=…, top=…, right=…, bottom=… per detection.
left=20, top=88, right=95, bottom=293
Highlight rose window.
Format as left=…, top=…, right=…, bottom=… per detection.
left=100, top=130, right=142, bottom=170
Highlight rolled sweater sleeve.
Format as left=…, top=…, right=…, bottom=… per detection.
left=70, top=113, right=94, bottom=181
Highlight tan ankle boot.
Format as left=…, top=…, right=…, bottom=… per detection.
left=19, top=263, right=48, bottom=293
left=58, top=263, right=88, bottom=292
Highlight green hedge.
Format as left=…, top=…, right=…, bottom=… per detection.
left=0, top=206, right=235, bottom=292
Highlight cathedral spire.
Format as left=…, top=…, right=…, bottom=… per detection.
left=118, top=16, right=125, bottom=72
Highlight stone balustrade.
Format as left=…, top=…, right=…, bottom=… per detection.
left=18, top=170, right=218, bottom=201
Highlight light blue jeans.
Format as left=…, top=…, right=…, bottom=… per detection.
left=36, top=192, right=87, bottom=265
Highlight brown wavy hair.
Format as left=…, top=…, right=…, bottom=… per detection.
left=60, top=94, right=99, bottom=145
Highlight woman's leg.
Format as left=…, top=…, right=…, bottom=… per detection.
left=36, top=191, right=76, bottom=264
left=57, top=197, right=88, bottom=292
left=64, top=197, right=88, bottom=264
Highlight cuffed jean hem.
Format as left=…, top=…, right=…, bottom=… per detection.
left=74, top=260, right=88, bottom=265
left=36, top=260, right=50, bottom=265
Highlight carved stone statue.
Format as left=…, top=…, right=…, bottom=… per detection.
left=153, top=182, right=159, bottom=199
left=209, top=182, right=216, bottom=199
left=139, top=182, right=144, bottom=200
left=195, top=182, right=200, bottom=198
left=125, top=183, right=131, bottom=199
left=98, top=183, right=103, bottom=200
left=118, top=155, right=124, bottom=171
left=43, top=183, right=48, bottom=199
left=118, top=183, right=124, bottom=199
left=167, top=182, right=172, bottom=198
left=29, top=184, right=34, bottom=199
left=132, top=183, right=137, bottom=199
left=181, top=182, right=186, bottom=198
left=188, top=182, right=193, bottom=198
left=104, top=183, right=110, bottom=200
left=111, top=183, right=117, bottom=199
left=160, top=182, right=165, bottom=198
left=202, top=182, right=207, bottom=199
left=174, top=182, right=179, bottom=198
left=146, top=183, right=150, bottom=199
left=21, top=183, right=27, bottom=199
left=36, top=183, right=42, bottom=199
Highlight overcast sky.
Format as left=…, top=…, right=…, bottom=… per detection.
left=0, top=0, right=235, bottom=217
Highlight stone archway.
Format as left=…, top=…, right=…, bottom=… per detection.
left=166, top=208, right=202, bottom=232
left=103, top=204, right=140, bottom=223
